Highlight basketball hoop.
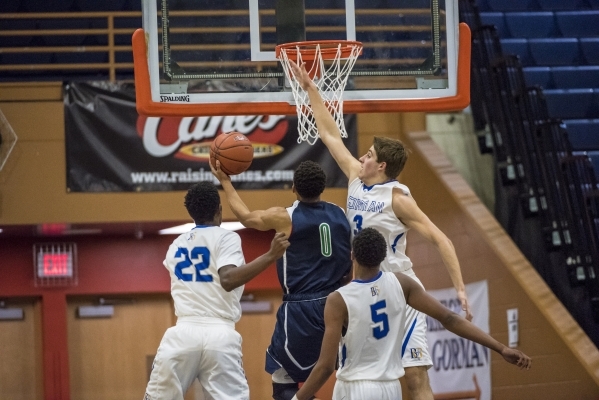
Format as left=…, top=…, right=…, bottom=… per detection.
left=276, top=40, right=362, bottom=145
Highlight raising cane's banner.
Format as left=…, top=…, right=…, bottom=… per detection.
left=426, top=280, right=491, bottom=400
left=64, top=81, right=356, bottom=192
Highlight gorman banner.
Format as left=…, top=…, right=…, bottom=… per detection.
left=64, top=81, right=356, bottom=192
left=426, top=280, right=491, bottom=400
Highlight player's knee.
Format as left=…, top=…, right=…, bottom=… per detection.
left=272, top=382, right=299, bottom=400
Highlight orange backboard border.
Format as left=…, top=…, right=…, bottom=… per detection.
left=132, top=23, right=471, bottom=116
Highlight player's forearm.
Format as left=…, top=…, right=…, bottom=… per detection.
left=442, top=313, right=504, bottom=354
left=305, top=85, right=341, bottom=143
left=294, top=362, right=335, bottom=400
left=220, top=252, right=278, bottom=291
left=221, top=180, right=252, bottom=221
left=438, top=238, right=466, bottom=292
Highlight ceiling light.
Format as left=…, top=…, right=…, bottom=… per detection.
left=159, top=221, right=245, bottom=235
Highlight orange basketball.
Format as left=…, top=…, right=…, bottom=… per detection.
left=210, top=131, right=254, bottom=175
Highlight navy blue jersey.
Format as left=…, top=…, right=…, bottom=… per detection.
left=276, top=200, right=352, bottom=295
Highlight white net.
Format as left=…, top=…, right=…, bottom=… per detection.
left=277, top=42, right=362, bottom=145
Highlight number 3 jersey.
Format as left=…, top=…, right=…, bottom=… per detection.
left=163, top=225, right=246, bottom=323
left=346, top=178, right=413, bottom=273
left=336, top=271, right=407, bottom=381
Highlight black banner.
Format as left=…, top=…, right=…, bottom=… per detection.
left=64, top=81, right=357, bottom=192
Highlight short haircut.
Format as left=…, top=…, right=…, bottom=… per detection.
left=373, top=136, right=409, bottom=179
left=293, top=160, right=326, bottom=200
left=184, top=181, right=221, bottom=224
left=352, top=228, right=387, bottom=268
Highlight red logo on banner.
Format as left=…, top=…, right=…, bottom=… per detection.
left=136, top=115, right=289, bottom=161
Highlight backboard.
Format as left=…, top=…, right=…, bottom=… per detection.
left=134, top=0, right=470, bottom=116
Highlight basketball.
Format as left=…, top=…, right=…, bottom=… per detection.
left=210, top=131, right=254, bottom=175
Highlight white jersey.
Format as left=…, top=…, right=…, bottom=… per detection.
left=336, top=271, right=407, bottom=381
left=346, top=178, right=413, bottom=273
left=164, top=225, right=246, bottom=323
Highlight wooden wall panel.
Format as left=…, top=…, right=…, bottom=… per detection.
left=0, top=300, right=43, bottom=400
left=67, top=295, right=173, bottom=400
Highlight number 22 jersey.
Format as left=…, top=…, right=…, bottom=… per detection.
left=163, top=225, right=246, bottom=323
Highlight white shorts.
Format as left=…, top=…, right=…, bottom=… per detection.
left=144, top=318, right=249, bottom=400
left=333, top=379, right=402, bottom=400
left=400, top=271, right=433, bottom=369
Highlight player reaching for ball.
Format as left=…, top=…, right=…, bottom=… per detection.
left=211, top=160, right=352, bottom=400
left=144, top=181, right=289, bottom=400
left=210, top=131, right=254, bottom=175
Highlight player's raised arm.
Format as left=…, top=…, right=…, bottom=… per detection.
left=392, top=188, right=473, bottom=320
left=219, top=232, right=290, bottom=291
left=289, top=60, right=361, bottom=181
left=211, top=160, right=290, bottom=233
left=397, top=272, right=532, bottom=370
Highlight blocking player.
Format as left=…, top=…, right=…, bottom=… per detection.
left=144, top=181, right=289, bottom=400
left=211, top=160, right=352, bottom=400
left=289, top=60, right=473, bottom=399
left=293, top=228, right=532, bottom=400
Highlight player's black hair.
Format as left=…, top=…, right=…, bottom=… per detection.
left=373, top=136, right=409, bottom=179
left=184, top=181, right=221, bottom=224
left=352, top=227, right=387, bottom=268
left=293, top=160, right=326, bottom=200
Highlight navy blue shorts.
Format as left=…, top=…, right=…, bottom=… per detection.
left=265, top=296, right=327, bottom=383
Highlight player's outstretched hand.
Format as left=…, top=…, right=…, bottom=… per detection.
left=210, top=160, right=231, bottom=184
left=289, top=60, right=316, bottom=91
left=269, top=232, right=290, bottom=259
left=457, top=290, right=473, bottom=321
left=501, top=347, right=532, bottom=370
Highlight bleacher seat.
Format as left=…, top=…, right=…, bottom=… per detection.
left=53, top=52, right=108, bottom=64
left=487, top=0, right=535, bottom=11
left=580, top=38, right=599, bottom=64
left=556, top=11, right=599, bottom=37
left=565, top=119, right=599, bottom=151
left=523, top=66, right=554, bottom=88
left=23, top=0, right=74, bottom=12
left=0, top=52, right=53, bottom=65
left=0, top=19, right=36, bottom=47
left=544, top=88, right=597, bottom=119
left=74, top=0, right=127, bottom=12
left=39, top=18, right=88, bottom=46
left=537, top=0, right=586, bottom=10
left=505, top=12, right=558, bottom=38
left=552, top=66, right=599, bottom=88
left=586, top=151, right=599, bottom=179
left=0, top=0, right=21, bottom=13
left=500, top=38, right=534, bottom=65
left=528, top=38, right=581, bottom=66
left=479, top=12, right=509, bottom=38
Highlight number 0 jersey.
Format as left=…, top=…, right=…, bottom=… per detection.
left=336, top=271, right=407, bottom=381
left=346, top=178, right=412, bottom=273
left=164, top=225, right=246, bottom=323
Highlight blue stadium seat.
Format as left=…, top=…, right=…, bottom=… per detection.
left=523, top=66, right=554, bottom=88
left=556, top=11, right=599, bottom=37
left=487, top=0, right=536, bottom=11
left=544, top=89, right=597, bottom=119
left=552, top=66, right=599, bottom=88
left=0, top=52, right=53, bottom=65
left=564, top=119, right=599, bottom=151
left=505, top=12, right=558, bottom=38
left=39, top=18, right=88, bottom=46
left=0, top=19, right=36, bottom=47
left=537, top=0, right=586, bottom=10
left=500, top=38, right=533, bottom=65
left=0, top=0, right=21, bottom=12
left=479, top=12, right=509, bottom=38
left=587, top=151, right=599, bottom=179
left=580, top=38, right=599, bottom=64
left=74, top=0, right=127, bottom=11
left=528, top=38, right=581, bottom=66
